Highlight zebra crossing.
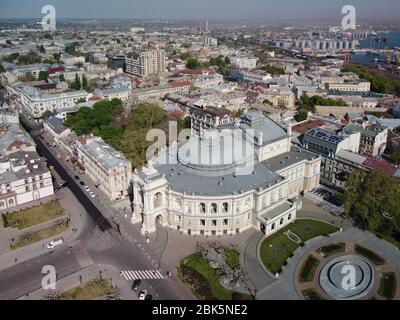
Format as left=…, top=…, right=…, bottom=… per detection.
left=75, top=250, right=94, bottom=269
left=121, top=270, right=164, bottom=281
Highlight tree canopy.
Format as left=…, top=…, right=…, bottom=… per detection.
left=341, top=169, right=400, bottom=239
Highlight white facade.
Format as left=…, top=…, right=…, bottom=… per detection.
left=0, top=152, right=54, bottom=212
left=76, top=137, right=132, bottom=201
left=9, top=85, right=87, bottom=119
left=132, top=113, right=321, bottom=237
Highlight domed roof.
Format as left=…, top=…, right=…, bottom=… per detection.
left=177, top=129, right=255, bottom=175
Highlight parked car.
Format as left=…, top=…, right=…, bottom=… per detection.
left=144, top=294, right=153, bottom=300
left=74, top=175, right=80, bottom=180
left=131, top=279, right=142, bottom=291
left=138, top=290, right=147, bottom=300
left=89, top=191, right=95, bottom=198
left=59, top=180, right=68, bottom=188
left=47, top=238, right=64, bottom=249
left=56, top=154, right=62, bottom=159
left=79, top=181, right=85, bottom=186
left=84, top=186, right=90, bottom=192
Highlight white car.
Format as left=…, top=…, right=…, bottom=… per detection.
left=89, top=191, right=95, bottom=198
left=56, top=154, right=62, bottom=159
left=47, top=238, right=64, bottom=249
left=138, top=290, right=147, bottom=300
left=84, top=186, right=90, bottom=192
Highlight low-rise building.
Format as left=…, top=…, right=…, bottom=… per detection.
left=0, top=151, right=54, bottom=213
left=9, top=85, right=87, bottom=119
left=343, top=123, right=388, bottom=156
left=76, top=137, right=132, bottom=201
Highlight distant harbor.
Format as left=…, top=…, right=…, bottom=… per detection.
left=351, top=32, right=400, bottom=65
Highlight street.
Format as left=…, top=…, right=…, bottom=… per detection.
left=0, top=121, right=185, bottom=300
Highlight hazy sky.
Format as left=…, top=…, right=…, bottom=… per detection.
left=0, top=0, right=399, bottom=21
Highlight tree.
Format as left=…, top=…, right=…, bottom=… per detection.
left=6, top=39, right=12, bottom=45
left=4, top=52, right=19, bottom=62
left=70, top=73, right=82, bottom=90
left=18, top=50, right=41, bottom=65
left=128, top=103, right=166, bottom=129
left=59, top=74, right=65, bottom=82
left=42, top=110, right=52, bottom=119
left=186, top=57, right=201, bottom=69
left=39, top=45, right=46, bottom=53
left=181, top=42, right=192, bottom=48
left=38, top=71, right=48, bottom=82
left=0, top=64, right=5, bottom=74
left=294, top=110, right=308, bottom=122
left=82, top=75, right=90, bottom=91
left=341, top=169, right=400, bottom=235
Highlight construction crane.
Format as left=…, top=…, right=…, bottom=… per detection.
left=384, top=47, right=392, bottom=64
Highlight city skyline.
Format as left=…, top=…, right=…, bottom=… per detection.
left=1, top=0, right=400, bottom=21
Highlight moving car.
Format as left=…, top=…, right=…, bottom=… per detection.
left=74, top=175, right=80, bottom=180
left=138, top=290, right=147, bottom=300
left=47, top=238, right=64, bottom=249
left=131, top=279, right=142, bottom=291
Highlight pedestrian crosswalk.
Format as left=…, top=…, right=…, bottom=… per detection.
left=121, top=270, right=164, bottom=280
left=75, top=250, right=94, bottom=269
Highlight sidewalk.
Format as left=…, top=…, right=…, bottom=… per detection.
left=18, top=263, right=137, bottom=300
left=0, top=187, right=89, bottom=272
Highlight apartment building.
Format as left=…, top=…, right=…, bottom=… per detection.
left=76, top=137, right=132, bottom=201
left=125, top=49, right=166, bottom=77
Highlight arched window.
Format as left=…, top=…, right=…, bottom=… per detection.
left=153, top=192, right=162, bottom=209
left=0, top=201, right=4, bottom=209
left=245, top=197, right=250, bottom=208
left=280, top=218, right=284, bottom=225
left=199, top=203, right=206, bottom=214
left=8, top=198, right=14, bottom=207
left=211, top=203, right=217, bottom=214
left=222, top=202, right=229, bottom=213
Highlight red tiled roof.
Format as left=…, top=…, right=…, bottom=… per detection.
left=362, top=154, right=398, bottom=176
left=48, top=66, right=65, bottom=74
left=169, top=80, right=192, bottom=88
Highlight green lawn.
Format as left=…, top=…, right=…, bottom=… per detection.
left=316, top=242, right=346, bottom=258
left=11, top=220, right=70, bottom=250
left=224, top=247, right=240, bottom=269
left=60, top=278, right=113, bottom=300
left=178, top=253, right=252, bottom=300
left=2, top=201, right=65, bottom=230
left=378, top=272, right=397, bottom=300
left=299, top=255, right=320, bottom=283
left=354, top=244, right=386, bottom=265
left=260, top=219, right=338, bottom=274
left=302, top=289, right=326, bottom=300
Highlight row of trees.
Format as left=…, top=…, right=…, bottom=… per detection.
left=64, top=100, right=174, bottom=168
left=299, top=94, right=347, bottom=112
left=69, top=74, right=90, bottom=91
left=342, top=64, right=400, bottom=95
left=341, top=169, right=400, bottom=239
